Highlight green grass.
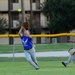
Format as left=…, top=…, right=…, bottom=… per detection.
left=0, top=57, right=75, bottom=75
left=35, top=43, right=74, bottom=51
left=0, top=43, right=74, bottom=75
left=0, top=57, right=67, bottom=62
left=0, top=43, right=74, bottom=53
left=0, top=43, right=75, bottom=75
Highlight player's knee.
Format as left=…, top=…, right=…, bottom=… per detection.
left=26, top=58, right=32, bottom=62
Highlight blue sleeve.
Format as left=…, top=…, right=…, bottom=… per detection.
left=28, top=36, right=32, bottom=40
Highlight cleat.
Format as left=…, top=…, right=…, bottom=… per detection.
left=36, top=68, right=39, bottom=70
left=62, top=62, right=66, bottom=67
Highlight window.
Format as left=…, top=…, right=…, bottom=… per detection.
left=11, top=0, right=19, bottom=3
left=32, top=0, right=36, bottom=3
left=12, top=13, right=19, bottom=20
left=36, top=0, right=40, bottom=9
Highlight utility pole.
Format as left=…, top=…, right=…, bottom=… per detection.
left=8, top=0, right=13, bottom=44
left=8, top=0, right=11, bottom=34
left=21, top=0, right=25, bottom=23
left=30, top=0, right=33, bottom=33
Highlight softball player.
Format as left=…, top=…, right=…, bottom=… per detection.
left=18, top=26, right=39, bottom=70
left=62, top=48, right=75, bottom=67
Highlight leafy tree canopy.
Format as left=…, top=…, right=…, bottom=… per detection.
left=42, top=0, right=75, bottom=33
left=0, top=18, right=8, bottom=34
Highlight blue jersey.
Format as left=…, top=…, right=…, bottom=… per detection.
left=21, top=35, right=33, bottom=50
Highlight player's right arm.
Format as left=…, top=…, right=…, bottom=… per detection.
left=18, top=26, right=23, bottom=37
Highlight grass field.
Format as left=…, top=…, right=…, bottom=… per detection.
left=0, top=43, right=75, bottom=75
left=0, top=57, right=75, bottom=75
left=0, top=43, right=74, bottom=53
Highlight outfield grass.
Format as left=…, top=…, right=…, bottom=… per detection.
left=0, top=43, right=74, bottom=53
left=0, top=43, right=75, bottom=75
left=0, top=57, right=75, bottom=75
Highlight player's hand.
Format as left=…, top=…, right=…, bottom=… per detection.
left=21, top=26, right=26, bottom=30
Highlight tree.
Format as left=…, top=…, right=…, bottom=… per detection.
left=42, top=0, right=75, bottom=33
left=0, top=18, right=8, bottom=34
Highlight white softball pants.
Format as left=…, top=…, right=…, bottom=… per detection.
left=24, top=47, right=39, bottom=69
left=64, top=54, right=75, bottom=65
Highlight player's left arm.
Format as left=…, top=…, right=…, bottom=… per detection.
left=18, top=26, right=23, bottom=37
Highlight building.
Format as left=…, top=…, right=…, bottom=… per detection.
left=0, top=0, right=50, bottom=44
left=0, top=0, right=73, bottom=44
